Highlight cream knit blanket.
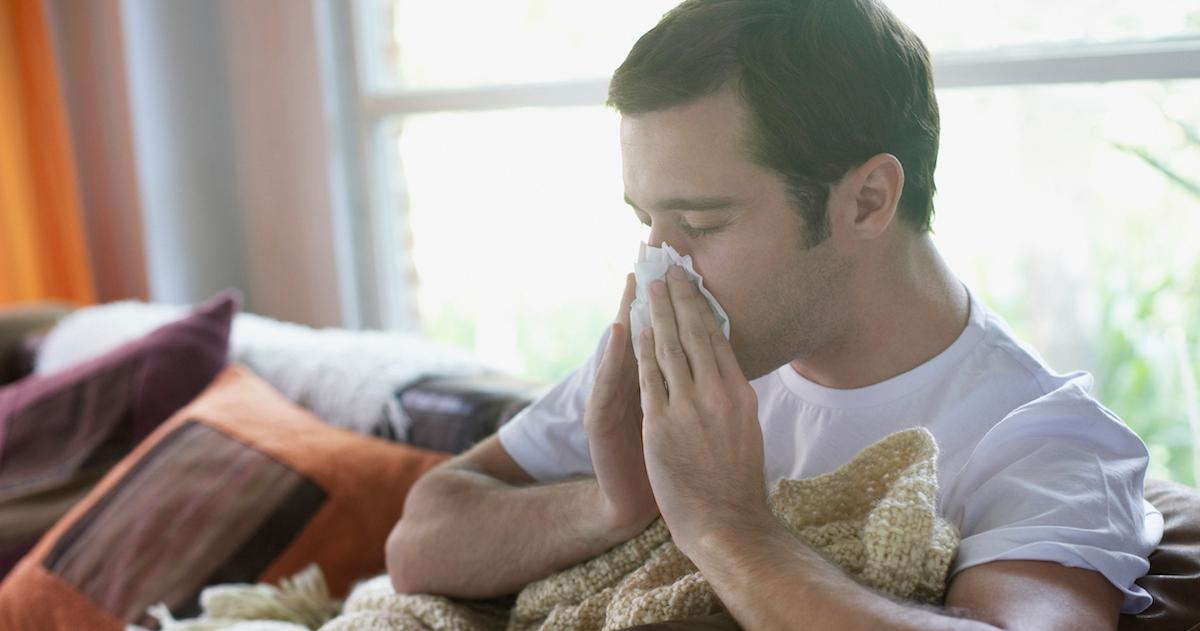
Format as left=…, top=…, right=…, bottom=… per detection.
left=146, top=428, right=958, bottom=631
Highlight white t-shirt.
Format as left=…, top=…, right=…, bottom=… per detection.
left=498, top=287, right=1164, bottom=614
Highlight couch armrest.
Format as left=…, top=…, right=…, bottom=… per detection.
left=385, top=373, right=544, bottom=454
left=1120, top=478, right=1200, bottom=631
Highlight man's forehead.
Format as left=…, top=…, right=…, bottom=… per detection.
left=618, top=91, right=769, bottom=207
left=618, top=89, right=747, bottom=154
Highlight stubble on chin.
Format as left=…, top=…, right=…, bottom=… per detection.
left=738, top=254, right=853, bottom=380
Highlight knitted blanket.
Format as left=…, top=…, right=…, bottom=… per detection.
left=146, top=428, right=958, bottom=631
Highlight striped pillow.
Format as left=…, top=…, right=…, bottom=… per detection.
left=0, top=290, right=237, bottom=580
left=0, top=364, right=450, bottom=630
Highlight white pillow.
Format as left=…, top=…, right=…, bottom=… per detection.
left=37, top=300, right=492, bottom=435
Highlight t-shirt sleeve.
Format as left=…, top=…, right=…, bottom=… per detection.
left=939, top=379, right=1164, bottom=614
left=497, top=328, right=609, bottom=481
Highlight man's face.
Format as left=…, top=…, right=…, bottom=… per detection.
left=620, top=87, right=853, bottom=380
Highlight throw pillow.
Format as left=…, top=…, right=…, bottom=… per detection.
left=0, top=290, right=238, bottom=579
left=0, top=363, right=450, bottom=630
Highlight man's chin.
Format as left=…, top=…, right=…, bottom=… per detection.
left=737, top=343, right=807, bottom=382
left=738, top=354, right=784, bottom=382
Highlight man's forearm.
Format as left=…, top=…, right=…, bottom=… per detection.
left=691, top=520, right=1000, bottom=631
left=386, top=467, right=627, bottom=599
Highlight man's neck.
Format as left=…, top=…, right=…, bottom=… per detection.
left=789, top=234, right=969, bottom=390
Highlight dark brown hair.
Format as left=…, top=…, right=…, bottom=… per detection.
left=608, top=0, right=940, bottom=246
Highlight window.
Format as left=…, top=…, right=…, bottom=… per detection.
left=932, top=79, right=1200, bottom=486
left=385, top=107, right=636, bottom=379
left=320, top=0, right=1200, bottom=485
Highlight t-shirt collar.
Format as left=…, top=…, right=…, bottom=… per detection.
left=771, top=283, right=987, bottom=409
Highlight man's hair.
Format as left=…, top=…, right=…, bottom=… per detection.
left=608, top=0, right=940, bottom=247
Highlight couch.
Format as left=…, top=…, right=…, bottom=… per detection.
left=1, top=303, right=1197, bottom=630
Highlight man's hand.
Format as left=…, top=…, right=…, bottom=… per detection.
left=585, top=272, right=660, bottom=541
left=635, top=265, right=773, bottom=552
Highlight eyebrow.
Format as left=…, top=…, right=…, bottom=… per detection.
left=623, top=194, right=738, bottom=212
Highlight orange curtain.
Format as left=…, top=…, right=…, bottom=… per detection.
left=0, top=0, right=96, bottom=306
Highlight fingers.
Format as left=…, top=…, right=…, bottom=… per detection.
left=617, top=273, right=637, bottom=365
left=589, top=322, right=625, bottom=411
left=665, top=267, right=721, bottom=386
left=646, top=277, right=694, bottom=397
left=609, top=273, right=640, bottom=399
left=710, top=327, right=745, bottom=383
left=637, top=329, right=667, bottom=413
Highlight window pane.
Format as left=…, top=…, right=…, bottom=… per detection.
left=386, top=107, right=644, bottom=381
left=364, top=0, right=679, bottom=91
left=888, top=0, right=1200, bottom=53
left=932, top=79, right=1200, bottom=485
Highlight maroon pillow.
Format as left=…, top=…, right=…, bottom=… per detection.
left=0, top=290, right=239, bottom=579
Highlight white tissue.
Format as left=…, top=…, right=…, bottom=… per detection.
left=629, top=241, right=731, bottom=361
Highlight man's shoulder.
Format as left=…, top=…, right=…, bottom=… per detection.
left=970, top=305, right=1071, bottom=393
left=936, top=308, right=1127, bottom=460
left=985, top=375, right=1137, bottom=450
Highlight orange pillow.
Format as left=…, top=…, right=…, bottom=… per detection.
left=0, top=364, right=449, bottom=630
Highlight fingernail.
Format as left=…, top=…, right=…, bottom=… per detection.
left=668, top=266, right=686, bottom=280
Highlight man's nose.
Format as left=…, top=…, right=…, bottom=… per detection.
left=646, top=223, right=672, bottom=250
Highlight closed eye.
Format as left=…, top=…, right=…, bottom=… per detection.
left=680, top=223, right=721, bottom=237
left=633, top=209, right=722, bottom=238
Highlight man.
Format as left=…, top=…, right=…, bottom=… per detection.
left=386, top=0, right=1162, bottom=629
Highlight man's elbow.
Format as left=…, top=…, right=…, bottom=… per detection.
left=384, top=465, right=494, bottom=596
left=385, top=518, right=427, bottom=594
left=385, top=474, right=436, bottom=594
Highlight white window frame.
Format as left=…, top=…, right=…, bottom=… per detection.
left=312, top=0, right=1200, bottom=331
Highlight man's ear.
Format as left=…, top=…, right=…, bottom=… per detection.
left=830, top=153, right=904, bottom=241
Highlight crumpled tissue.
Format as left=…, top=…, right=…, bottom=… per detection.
left=630, top=241, right=731, bottom=361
